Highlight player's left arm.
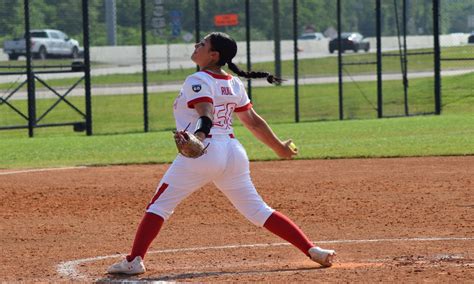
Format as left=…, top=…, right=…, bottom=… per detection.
left=236, top=107, right=297, bottom=159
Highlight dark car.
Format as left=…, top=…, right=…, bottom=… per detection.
left=329, top=32, right=370, bottom=53
left=468, top=33, right=474, bottom=44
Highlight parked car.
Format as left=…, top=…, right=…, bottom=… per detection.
left=328, top=32, right=370, bottom=53
left=3, top=29, right=81, bottom=60
left=299, top=32, right=325, bottom=41
left=468, top=32, right=474, bottom=44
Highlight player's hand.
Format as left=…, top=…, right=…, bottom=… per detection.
left=193, top=131, right=206, bottom=142
left=276, top=139, right=298, bottom=159
left=173, top=130, right=189, bottom=145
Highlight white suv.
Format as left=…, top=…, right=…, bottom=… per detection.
left=3, top=29, right=81, bottom=60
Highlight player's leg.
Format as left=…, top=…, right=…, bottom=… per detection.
left=213, top=141, right=313, bottom=253
left=127, top=181, right=200, bottom=262
left=263, top=211, right=335, bottom=266
left=108, top=155, right=216, bottom=274
left=214, top=175, right=315, bottom=254
left=107, top=182, right=206, bottom=275
left=214, top=140, right=335, bottom=266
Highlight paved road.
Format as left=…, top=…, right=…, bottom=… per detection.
left=0, top=46, right=403, bottom=84
left=2, top=68, right=472, bottom=101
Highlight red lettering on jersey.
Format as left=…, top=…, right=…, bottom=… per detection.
left=220, top=86, right=232, bottom=96
left=214, top=103, right=236, bottom=129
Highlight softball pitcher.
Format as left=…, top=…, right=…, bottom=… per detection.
left=108, top=32, right=335, bottom=275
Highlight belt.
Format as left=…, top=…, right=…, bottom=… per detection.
left=206, top=133, right=235, bottom=138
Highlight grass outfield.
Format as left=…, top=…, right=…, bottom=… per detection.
left=0, top=73, right=472, bottom=169
left=1, top=114, right=472, bottom=169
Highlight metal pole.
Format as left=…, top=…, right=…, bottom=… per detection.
left=245, top=0, right=252, bottom=100
left=402, top=0, right=409, bottom=116
left=433, top=0, right=441, bottom=115
left=82, top=0, right=93, bottom=135
left=376, top=0, right=383, bottom=118
left=273, top=0, right=281, bottom=82
left=105, top=0, right=117, bottom=46
left=293, top=0, right=299, bottom=123
left=195, top=0, right=200, bottom=72
left=337, top=0, right=343, bottom=120
left=141, top=0, right=149, bottom=132
left=24, top=0, right=35, bottom=137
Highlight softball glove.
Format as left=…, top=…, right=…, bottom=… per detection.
left=173, top=130, right=209, bottom=158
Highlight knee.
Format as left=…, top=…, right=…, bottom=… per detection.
left=244, top=206, right=275, bottom=227
left=144, top=182, right=183, bottom=221
left=146, top=204, right=173, bottom=221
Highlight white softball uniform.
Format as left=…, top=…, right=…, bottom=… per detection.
left=146, top=71, right=275, bottom=226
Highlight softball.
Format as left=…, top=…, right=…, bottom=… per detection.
left=289, top=142, right=297, bottom=151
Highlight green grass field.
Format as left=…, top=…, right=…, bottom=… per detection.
left=0, top=70, right=472, bottom=169
left=1, top=113, right=472, bottom=169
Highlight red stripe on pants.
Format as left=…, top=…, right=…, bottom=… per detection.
left=263, top=211, right=314, bottom=256
left=146, top=183, right=169, bottom=210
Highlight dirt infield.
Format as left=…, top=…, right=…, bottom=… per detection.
left=1, top=156, right=473, bottom=282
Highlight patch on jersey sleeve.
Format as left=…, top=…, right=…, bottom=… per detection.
left=192, top=84, right=202, bottom=92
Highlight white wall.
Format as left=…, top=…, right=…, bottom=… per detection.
left=1, top=34, right=471, bottom=66
left=87, top=34, right=471, bottom=66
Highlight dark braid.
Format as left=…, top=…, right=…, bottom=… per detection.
left=227, top=62, right=283, bottom=85
left=207, top=32, right=283, bottom=85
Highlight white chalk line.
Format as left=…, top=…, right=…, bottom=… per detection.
left=0, top=166, right=87, bottom=176
left=57, top=236, right=474, bottom=280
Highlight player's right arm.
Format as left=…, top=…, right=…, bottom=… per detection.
left=193, top=102, right=214, bottom=141
left=236, top=108, right=297, bottom=159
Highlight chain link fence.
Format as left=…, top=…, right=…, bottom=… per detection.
left=1, top=0, right=472, bottom=137
left=439, top=0, right=474, bottom=112
left=0, top=0, right=88, bottom=137
left=379, top=0, right=436, bottom=117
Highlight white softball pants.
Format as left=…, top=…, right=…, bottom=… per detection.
left=146, top=134, right=275, bottom=227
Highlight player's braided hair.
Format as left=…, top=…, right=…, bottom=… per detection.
left=207, top=32, right=283, bottom=85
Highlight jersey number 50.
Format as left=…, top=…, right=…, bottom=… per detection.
left=213, top=103, right=236, bottom=129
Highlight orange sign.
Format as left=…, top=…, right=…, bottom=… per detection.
left=214, top=14, right=239, bottom=27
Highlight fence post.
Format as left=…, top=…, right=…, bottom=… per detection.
left=141, top=0, right=149, bottom=132
left=376, top=0, right=383, bottom=118
left=433, top=0, right=441, bottom=115
left=194, top=0, right=200, bottom=72
left=337, top=0, right=343, bottom=120
left=402, top=0, right=409, bottom=116
left=273, top=0, right=282, bottom=82
left=82, top=0, right=93, bottom=135
left=293, top=0, right=299, bottom=123
left=245, top=0, right=252, bottom=100
left=24, top=0, right=35, bottom=137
